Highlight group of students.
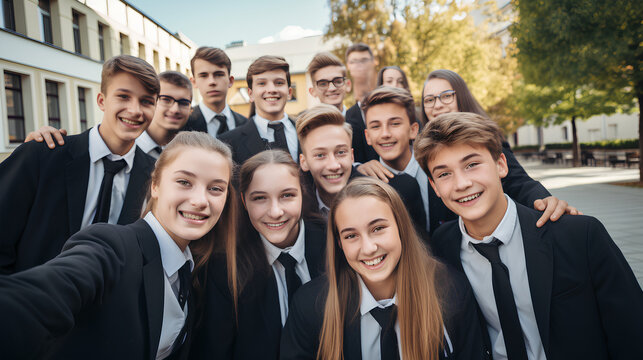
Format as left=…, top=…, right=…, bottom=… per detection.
left=0, top=42, right=641, bottom=360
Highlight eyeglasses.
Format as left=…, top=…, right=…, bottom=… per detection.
left=158, top=95, right=191, bottom=109
left=315, top=76, right=346, bottom=89
left=423, top=90, right=456, bottom=108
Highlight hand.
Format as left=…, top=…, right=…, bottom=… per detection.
left=25, top=126, right=67, bottom=148
left=356, top=160, right=395, bottom=183
left=534, top=196, right=582, bottom=227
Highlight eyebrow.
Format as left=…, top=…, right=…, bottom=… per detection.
left=430, top=153, right=482, bottom=173
left=339, top=218, right=388, bottom=234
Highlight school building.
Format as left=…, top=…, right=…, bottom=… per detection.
left=0, top=0, right=196, bottom=159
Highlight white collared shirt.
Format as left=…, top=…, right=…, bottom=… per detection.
left=380, top=151, right=430, bottom=232
left=80, top=126, right=136, bottom=229
left=199, top=102, right=236, bottom=137
left=260, top=220, right=311, bottom=326
left=143, top=212, right=194, bottom=360
left=459, top=195, right=545, bottom=360
left=135, top=130, right=162, bottom=159
left=315, top=189, right=330, bottom=218
left=358, top=276, right=402, bottom=360
left=253, top=113, right=298, bottom=161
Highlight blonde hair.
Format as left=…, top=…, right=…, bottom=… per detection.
left=296, top=104, right=352, bottom=149
left=414, top=112, right=503, bottom=179
left=143, top=131, right=238, bottom=314
left=318, top=177, right=445, bottom=360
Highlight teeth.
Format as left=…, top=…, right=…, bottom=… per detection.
left=266, top=221, right=286, bottom=228
left=457, top=193, right=481, bottom=203
left=380, top=143, right=395, bottom=147
left=120, top=118, right=140, bottom=125
left=363, top=255, right=385, bottom=266
left=181, top=212, right=206, bottom=220
left=265, top=97, right=279, bottom=101
left=325, top=174, right=342, bottom=179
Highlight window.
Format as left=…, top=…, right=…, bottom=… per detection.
left=98, top=23, right=105, bottom=61
left=561, top=126, right=568, bottom=141
left=289, top=83, right=297, bottom=101
left=72, top=11, right=81, bottom=54
left=119, top=33, right=129, bottom=55
left=153, top=50, right=159, bottom=70
left=175, top=62, right=180, bottom=71
left=2, top=0, right=16, bottom=31
left=78, top=87, right=87, bottom=132
left=38, top=0, right=53, bottom=44
left=165, top=57, right=171, bottom=71
left=138, top=42, right=145, bottom=60
left=4, top=71, right=25, bottom=143
left=45, top=80, right=61, bottom=129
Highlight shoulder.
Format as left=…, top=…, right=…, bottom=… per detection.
left=389, top=173, right=419, bottom=189
left=345, top=104, right=362, bottom=123
left=133, top=146, right=156, bottom=168
left=219, top=120, right=250, bottom=142
left=231, top=110, right=249, bottom=123
left=435, top=263, right=472, bottom=307
left=292, top=275, right=328, bottom=313
left=430, top=220, right=459, bottom=251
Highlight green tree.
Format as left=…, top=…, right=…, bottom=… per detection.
left=512, top=0, right=641, bottom=176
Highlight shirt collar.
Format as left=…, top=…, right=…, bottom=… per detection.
left=260, top=220, right=306, bottom=266
left=459, top=194, right=517, bottom=252
left=89, top=125, right=136, bottom=173
left=135, top=130, right=161, bottom=155
left=254, top=113, right=290, bottom=134
left=315, top=189, right=330, bottom=213
left=199, top=102, right=232, bottom=123
left=379, top=148, right=419, bottom=177
left=358, top=275, right=397, bottom=316
left=143, top=212, right=194, bottom=277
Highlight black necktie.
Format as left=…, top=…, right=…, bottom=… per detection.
left=154, top=146, right=163, bottom=155
left=268, top=122, right=288, bottom=151
left=215, top=114, right=228, bottom=135
left=177, top=260, right=191, bottom=309
left=472, top=239, right=528, bottom=360
left=277, top=252, right=302, bottom=304
left=370, top=305, right=400, bottom=360
left=93, top=158, right=127, bottom=224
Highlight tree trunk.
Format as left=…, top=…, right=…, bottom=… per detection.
left=571, top=116, right=580, bottom=167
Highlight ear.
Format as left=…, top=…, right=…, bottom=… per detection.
left=497, top=153, right=508, bottom=179
left=364, top=128, right=372, bottom=146
left=228, top=76, right=234, bottom=88
left=150, top=181, right=160, bottom=203
left=190, top=77, right=196, bottom=86
left=350, top=147, right=355, bottom=163
left=287, top=86, right=293, bottom=101
left=299, top=153, right=309, bottom=172
left=409, top=121, right=419, bottom=140
left=248, top=87, right=254, bottom=103
left=345, top=78, right=352, bottom=90
left=97, top=92, right=106, bottom=112
left=308, top=87, right=316, bottom=97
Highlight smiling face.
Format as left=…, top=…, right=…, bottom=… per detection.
left=150, top=81, right=192, bottom=132
left=300, top=124, right=354, bottom=205
left=423, top=78, right=459, bottom=123
left=365, top=102, right=418, bottom=171
left=381, top=68, right=405, bottom=89
left=191, top=59, right=233, bottom=112
left=151, top=147, right=230, bottom=251
left=335, top=195, right=401, bottom=300
left=346, top=50, right=375, bottom=81
left=97, top=72, right=156, bottom=155
left=244, top=163, right=302, bottom=248
left=248, top=69, right=292, bottom=121
left=309, top=66, right=349, bottom=109
left=428, top=143, right=508, bottom=239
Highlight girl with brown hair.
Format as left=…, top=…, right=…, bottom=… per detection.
left=280, top=177, right=484, bottom=360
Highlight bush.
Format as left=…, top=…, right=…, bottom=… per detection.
left=543, top=139, right=639, bottom=150
left=512, top=145, right=540, bottom=151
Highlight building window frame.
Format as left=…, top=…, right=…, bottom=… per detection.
left=45, top=80, right=61, bottom=129
left=1, top=0, right=16, bottom=31
left=38, top=0, right=53, bottom=44
left=4, top=71, right=25, bottom=143
left=72, top=11, right=81, bottom=54
left=98, top=23, right=106, bottom=61
left=77, top=87, right=88, bottom=132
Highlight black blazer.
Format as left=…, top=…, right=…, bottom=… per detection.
left=0, top=130, right=155, bottom=274
left=280, top=267, right=486, bottom=359
left=430, top=203, right=643, bottom=360
left=190, top=220, right=327, bottom=360
left=0, top=219, right=194, bottom=360
left=345, top=103, right=378, bottom=164
left=219, top=116, right=299, bottom=166
left=183, top=105, right=248, bottom=136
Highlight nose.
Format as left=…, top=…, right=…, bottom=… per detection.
left=360, top=236, right=378, bottom=256
left=169, top=100, right=180, bottom=113
left=381, top=124, right=391, bottom=138
left=454, top=170, right=472, bottom=191
left=268, top=199, right=284, bottom=218
left=190, top=187, right=208, bottom=209
left=327, top=154, right=341, bottom=171
left=129, top=100, right=142, bottom=117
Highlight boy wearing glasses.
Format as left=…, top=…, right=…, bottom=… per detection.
left=307, top=52, right=351, bottom=116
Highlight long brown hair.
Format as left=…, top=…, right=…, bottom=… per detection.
left=318, top=177, right=444, bottom=360
left=143, top=131, right=238, bottom=310
left=421, top=69, right=487, bottom=125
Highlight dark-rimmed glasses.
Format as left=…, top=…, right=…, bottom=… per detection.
left=423, top=90, right=456, bottom=108
left=158, top=95, right=191, bottom=109
left=315, top=77, right=346, bottom=89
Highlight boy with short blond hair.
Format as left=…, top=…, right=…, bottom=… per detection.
left=0, top=55, right=158, bottom=274
left=220, top=55, right=297, bottom=164
left=306, top=52, right=350, bottom=114
left=419, top=112, right=643, bottom=360
left=185, top=46, right=247, bottom=137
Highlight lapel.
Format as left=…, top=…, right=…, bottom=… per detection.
left=516, top=204, right=553, bottom=356
left=65, top=131, right=91, bottom=234
left=260, top=269, right=283, bottom=344
left=240, top=117, right=271, bottom=161
left=343, top=287, right=362, bottom=360
left=438, top=223, right=465, bottom=273
left=287, top=117, right=301, bottom=158
left=188, top=106, right=208, bottom=133
left=136, top=219, right=165, bottom=360
left=231, top=110, right=248, bottom=127
left=118, top=148, right=154, bottom=224
left=303, top=220, right=326, bottom=279
left=427, top=182, right=456, bottom=236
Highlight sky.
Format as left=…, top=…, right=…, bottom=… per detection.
left=126, top=0, right=331, bottom=48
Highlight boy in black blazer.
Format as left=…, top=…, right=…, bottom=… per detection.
left=184, top=46, right=247, bottom=137
left=220, top=55, right=298, bottom=165
left=416, top=112, right=643, bottom=360
left=0, top=55, right=157, bottom=274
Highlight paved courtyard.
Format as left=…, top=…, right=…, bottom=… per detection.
left=523, top=161, right=643, bottom=286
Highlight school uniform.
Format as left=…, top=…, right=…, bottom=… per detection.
left=183, top=103, right=248, bottom=137
left=190, top=220, right=327, bottom=360
left=430, top=197, right=643, bottom=360
left=280, top=266, right=486, bottom=359
left=136, top=130, right=164, bottom=159
left=0, top=214, right=195, bottom=360
left=219, top=114, right=299, bottom=165
left=345, top=102, right=378, bottom=163
left=0, top=127, right=155, bottom=274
